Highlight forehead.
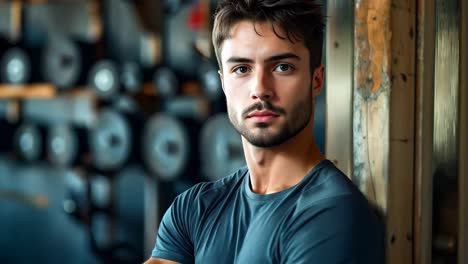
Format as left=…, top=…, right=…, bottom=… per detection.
left=220, top=20, right=309, bottom=63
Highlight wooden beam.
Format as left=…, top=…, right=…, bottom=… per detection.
left=355, top=0, right=418, bottom=263
left=354, top=0, right=391, bottom=213
left=387, top=0, right=417, bottom=263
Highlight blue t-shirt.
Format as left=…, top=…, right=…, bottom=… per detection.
left=152, top=160, right=384, bottom=263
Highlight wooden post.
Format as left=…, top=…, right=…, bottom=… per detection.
left=388, top=0, right=417, bottom=262
left=354, top=0, right=391, bottom=212
left=354, top=0, right=416, bottom=263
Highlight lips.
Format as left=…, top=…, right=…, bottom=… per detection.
left=246, top=110, right=279, bottom=123
left=247, top=110, right=279, bottom=118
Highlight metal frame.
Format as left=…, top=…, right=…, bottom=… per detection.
left=431, top=0, right=460, bottom=262
left=458, top=0, right=468, bottom=262
left=414, top=0, right=436, bottom=263
left=325, top=0, right=354, bottom=177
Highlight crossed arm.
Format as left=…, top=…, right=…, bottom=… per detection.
left=144, top=258, right=180, bottom=264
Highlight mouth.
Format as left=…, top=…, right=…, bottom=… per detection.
left=246, top=110, right=280, bottom=122
left=247, top=110, right=279, bottom=118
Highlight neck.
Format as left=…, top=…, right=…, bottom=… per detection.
left=243, top=123, right=325, bottom=194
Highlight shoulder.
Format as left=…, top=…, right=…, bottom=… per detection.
left=284, top=161, right=384, bottom=257
left=298, top=160, right=370, bottom=209
left=286, top=160, right=384, bottom=238
left=174, top=166, right=248, bottom=208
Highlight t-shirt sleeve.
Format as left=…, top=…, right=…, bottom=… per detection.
left=281, top=196, right=384, bottom=264
left=151, top=185, right=201, bottom=264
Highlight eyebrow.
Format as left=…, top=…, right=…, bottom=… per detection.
left=225, top=53, right=301, bottom=64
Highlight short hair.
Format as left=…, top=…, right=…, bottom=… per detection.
left=212, top=0, right=325, bottom=72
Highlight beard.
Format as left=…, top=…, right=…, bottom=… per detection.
left=227, top=91, right=313, bottom=148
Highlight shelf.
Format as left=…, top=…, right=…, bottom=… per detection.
left=0, top=84, right=56, bottom=98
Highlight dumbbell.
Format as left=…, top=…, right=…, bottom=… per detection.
left=41, top=34, right=91, bottom=89
left=199, top=113, right=245, bottom=181
left=120, top=62, right=142, bottom=94
left=198, top=62, right=223, bottom=101
left=0, top=46, right=31, bottom=84
left=141, top=113, right=191, bottom=182
left=46, top=124, right=88, bottom=168
left=88, top=107, right=145, bottom=173
left=153, top=66, right=179, bottom=98
left=88, top=60, right=120, bottom=99
left=13, top=122, right=46, bottom=163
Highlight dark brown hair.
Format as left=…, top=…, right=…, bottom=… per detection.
left=212, top=0, right=325, bottom=71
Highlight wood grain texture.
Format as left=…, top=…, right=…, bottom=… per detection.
left=387, top=0, right=417, bottom=263
left=353, top=0, right=391, bottom=212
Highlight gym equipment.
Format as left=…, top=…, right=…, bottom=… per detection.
left=89, top=174, right=112, bottom=211
left=165, top=0, right=184, bottom=15
left=142, top=114, right=190, bottom=181
left=0, top=2, right=21, bottom=41
left=22, top=94, right=95, bottom=128
left=198, top=62, right=222, bottom=100
left=102, top=0, right=157, bottom=67
left=120, top=62, right=142, bottom=93
left=164, top=3, right=204, bottom=79
left=63, top=169, right=89, bottom=220
left=23, top=0, right=101, bottom=45
left=88, top=108, right=131, bottom=172
left=88, top=166, right=146, bottom=263
left=46, top=124, right=82, bottom=167
left=41, top=34, right=82, bottom=89
left=88, top=60, right=120, bottom=99
left=0, top=47, right=31, bottom=84
left=13, top=123, right=44, bottom=162
left=153, top=66, right=179, bottom=97
left=162, top=95, right=210, bottom=121
left=199, top=113, right=245, bottom=181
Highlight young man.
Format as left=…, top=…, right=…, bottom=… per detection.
left=146, top=0, right=384, bottom=263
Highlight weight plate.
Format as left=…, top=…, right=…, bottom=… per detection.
left=142, top=114, right=189, bottom=181
left=0, top=47, right=31, bottom=84
left=120, top=62, right=142, bottom=93
left=89, top=109, right=131, bottom=171
left=153, top=67, right=179, bottom=97
left=88, top=60, right=120, bottom=99
left=41, top=34, right=81, bottom=89
left=46, top=124, right=78, bottom=167
left=200, top=114, right=245, bottom=181
left=199, top=63, right=222, bottom=100
left=89, top=174, right=112, bottom=210
left=14, top=123, right=42, bottom=162
left=63, top=169, right=88, bottom=219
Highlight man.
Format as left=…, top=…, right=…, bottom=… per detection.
left=146, top=0, right=384, bottom=263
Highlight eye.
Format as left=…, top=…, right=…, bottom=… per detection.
left=274, top=63, right=294, bottom=72
left=233, top=66, right=250, bottom=74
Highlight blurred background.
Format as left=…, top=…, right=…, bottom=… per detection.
left=0, top=0, right=325, bottom=263
left=0, top=0, right=467, bottom=264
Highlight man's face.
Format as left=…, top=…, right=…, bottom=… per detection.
left=219, top=21, right=323, bottom=147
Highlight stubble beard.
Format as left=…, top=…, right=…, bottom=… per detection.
left=227, top=92, right=313, bottom=148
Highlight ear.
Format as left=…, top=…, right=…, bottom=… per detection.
left=218, top=70, right=225, bottom=95
left=312, top=64, right=325, bottom=97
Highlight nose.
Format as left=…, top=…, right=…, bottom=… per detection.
left=250, top=70, right=273, bottom=100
